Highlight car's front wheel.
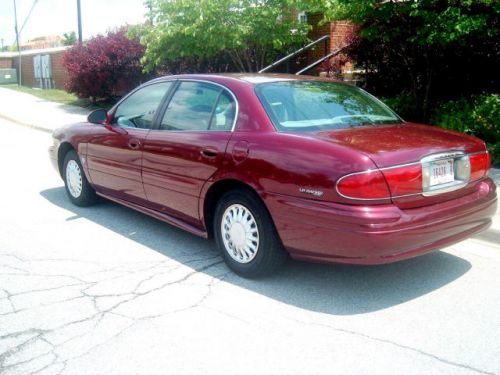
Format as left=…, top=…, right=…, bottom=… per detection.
left=63, top=150, right=97, bottom=207
left=214, top=190, right=287, bottom=278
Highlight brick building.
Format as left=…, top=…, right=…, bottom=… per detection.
left=306, top=14, right=355, bottom=75
left=0, top=46, right=69, bottom=89
left=307, top=15, right=354, bottom=61
left=0, top=57, right=12, bottom=69
left=20, top=35, right=63, bottom=51
left=263, top=11, right=356, bottom=76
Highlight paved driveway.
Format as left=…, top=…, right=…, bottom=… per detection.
left=0, top=118, right=499, bottom=375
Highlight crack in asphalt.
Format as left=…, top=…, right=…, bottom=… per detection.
left=289, top=319, right=495, bottom=375
left=2, top=250, right=498, bottom=375
left=0, top=252, right=226, bottom=375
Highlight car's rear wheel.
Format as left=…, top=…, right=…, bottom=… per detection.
left=214, top=189, right=287, bottom=278
left=63, top=150, right=97, bottom=207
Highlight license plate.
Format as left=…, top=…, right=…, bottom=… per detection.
left=429, top=159, right=455, bottom=186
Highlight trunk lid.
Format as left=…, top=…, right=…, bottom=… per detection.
left=314, top=123, right=488, bottom=208
left=315, top=123, right=485, bottom=168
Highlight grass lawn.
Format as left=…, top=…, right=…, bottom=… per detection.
left=3, top=84, right=88, bottom=106
left=2, top=84, right=115, bottom=109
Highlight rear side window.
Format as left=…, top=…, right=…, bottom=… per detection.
left=209, top=91, right=236, bottom=131
left=160, top=81, right=235, bottom=131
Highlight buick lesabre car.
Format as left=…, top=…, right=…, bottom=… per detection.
left=49, top=74, right=497, bottom=277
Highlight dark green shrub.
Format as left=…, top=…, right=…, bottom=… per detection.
left=431, top=94, right=499, bottom=166
left=473, top=94, right=500, bottom=142
left=487, top=143, right=500, bottom=167
left=382, top=91, right=419, bottom=121
left=430, top=98, right=474, bottom=133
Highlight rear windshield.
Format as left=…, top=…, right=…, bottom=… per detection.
left=255, top=81, right=402, bottom=132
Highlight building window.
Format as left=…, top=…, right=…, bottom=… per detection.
left=298, top=11, right=307, bottom=23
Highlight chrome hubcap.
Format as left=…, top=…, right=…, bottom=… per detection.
left=66, top=160, right=83, bottom=198
left=221, top=204, right=259, bottom=264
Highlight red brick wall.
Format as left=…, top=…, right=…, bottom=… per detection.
left=12, top=50, right=68, bottom=89
left=12, top=55, right=35, bottom=87
left=330, top=21, right=355, bottom=73
left=307, top=13, right=332, bottom=65
left=51, top=52, right=69, bottom=89
left=307, top=15, right=355, bottom=73
left=0, top=58, right=13, bottom=69
left=330, top=21, right=354, bottom=50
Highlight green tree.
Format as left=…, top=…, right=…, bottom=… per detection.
left=300, top=0, right=500, bottom=121
left=62, top=31, right=77, bottom=46
left=135, top=0, right=310, bottom=73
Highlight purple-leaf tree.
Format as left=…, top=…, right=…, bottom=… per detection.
left=63, top=28, right=145, bottom=102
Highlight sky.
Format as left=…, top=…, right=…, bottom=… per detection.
left=0, top=0, right=148, bottom=48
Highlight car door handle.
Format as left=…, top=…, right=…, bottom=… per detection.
left=128, top=139, right=141, bottom=150
left=200, top=148, right=218, bottom=159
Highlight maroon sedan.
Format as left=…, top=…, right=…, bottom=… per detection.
left=49, top=74, right=497, bottom=277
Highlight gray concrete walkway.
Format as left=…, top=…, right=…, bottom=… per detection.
left=0, top=86, right=88, bottom=132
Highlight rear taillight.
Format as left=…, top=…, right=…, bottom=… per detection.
left=336, top=151, right=490, bottom=201
left=337, top=165, right=423, bottom=200
left=336, top=170, right=391, bottom=199
left=382, top=164, right=422, bottom=196
left=470, top=152, right=490, bottom=181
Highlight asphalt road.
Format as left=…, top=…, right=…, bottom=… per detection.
left=1, top=119, right=499, bottom=375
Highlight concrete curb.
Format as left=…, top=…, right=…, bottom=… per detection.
left=0, top=86, right=87, bottom=133
left=0, top=112, right=53, bottom=134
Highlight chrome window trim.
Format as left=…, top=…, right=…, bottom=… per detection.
left=158, top=78, right=240, bottom=133
left=335, top=150, right=489, bottom=201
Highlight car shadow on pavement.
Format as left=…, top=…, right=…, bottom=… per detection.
left=41, top=186, right=472, bottom=316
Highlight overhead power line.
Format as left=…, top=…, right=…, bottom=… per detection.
left=20, top=0, right=40, bottom=34
left=12, top=0, right=39, bottom=86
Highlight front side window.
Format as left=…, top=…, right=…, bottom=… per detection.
left=160, top=81, right=235, bottom=131
left=255, top=81, right=402, bottom=132
left=113, top=81, right=173, bottom=129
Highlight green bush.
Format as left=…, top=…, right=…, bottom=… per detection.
left=431, top=94, right=499, bottom=166
left=473, top=94, right=500, bottom=142
left=381, top=91, right=419, bottom=121
left=487, top=143, right=500, bottom=167
left=430, top=98, right=474, bottom=133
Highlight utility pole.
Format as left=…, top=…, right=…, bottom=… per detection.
left=13, top=0, right=21, bottom=86
left=146, top=0, right=153, bottom=25
left=77, top=0, right=82, bottom=43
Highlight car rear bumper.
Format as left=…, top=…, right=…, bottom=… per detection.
left=266, top=178, right=497, bottom=265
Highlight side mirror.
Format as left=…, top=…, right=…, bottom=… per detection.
left=87, top=109, right=108, bottom=124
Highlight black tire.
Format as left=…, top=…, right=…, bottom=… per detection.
left=62, top=150, right=97, bottom=207
left=214, top=189, right=287, bottom=278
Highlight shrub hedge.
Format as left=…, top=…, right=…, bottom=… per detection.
left=384, top=93, right=499, bottom=166
left=431, top=94, right=499, bottom=166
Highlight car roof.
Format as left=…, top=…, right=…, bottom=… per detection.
left=149, top=73, right=344, bottom=86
